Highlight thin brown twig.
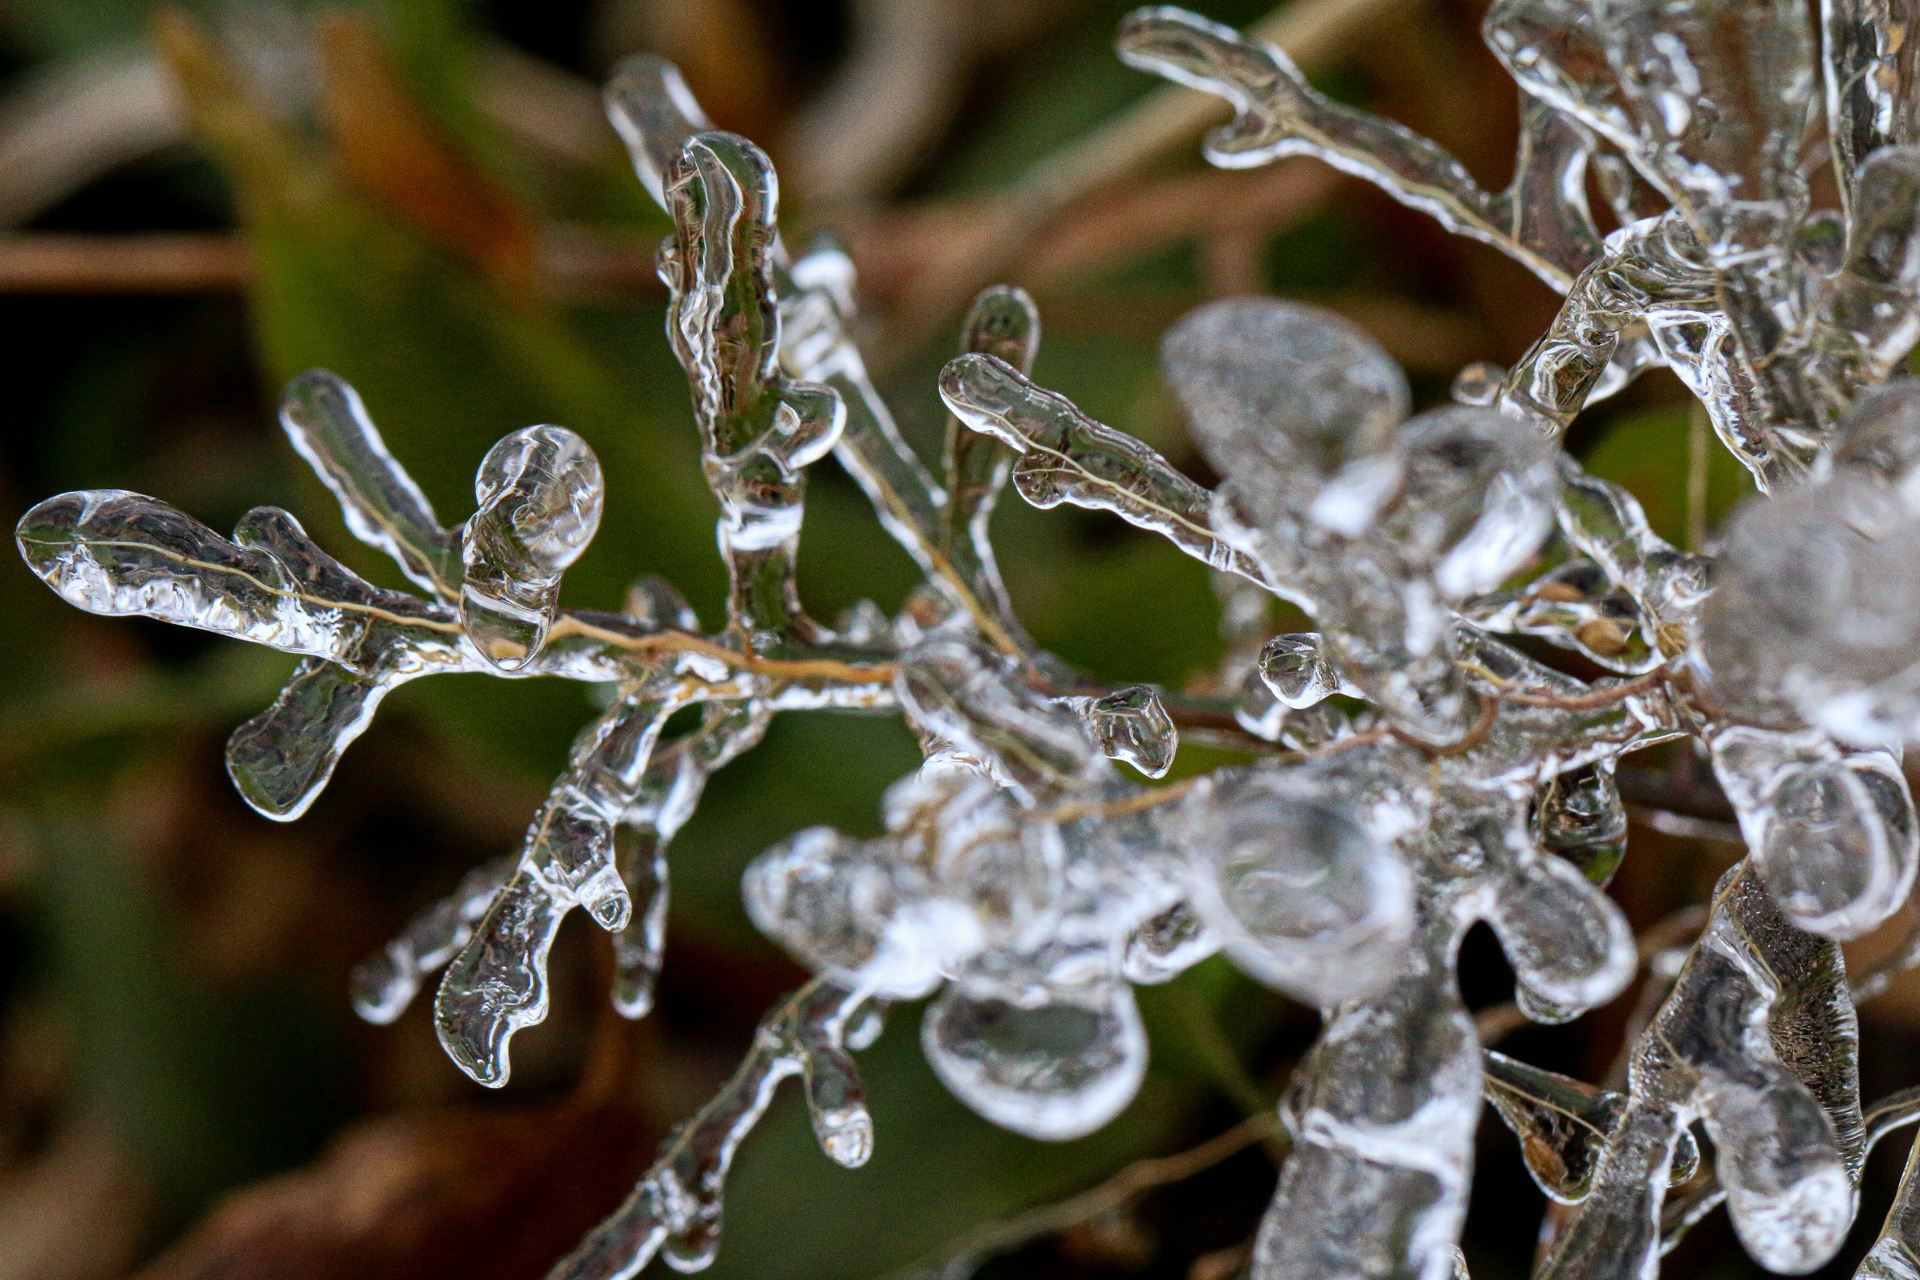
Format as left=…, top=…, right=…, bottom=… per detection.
left=1035, top=776, right=1202, bottom=825
left=888, top=1112, right=1285, bottom=1280
left=1476, top=666, right=1671, bottom=712
left=872, top=0, right=1418, bottom=357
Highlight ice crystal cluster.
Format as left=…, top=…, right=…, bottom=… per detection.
left=24, top=0, right=1920, bottom=1276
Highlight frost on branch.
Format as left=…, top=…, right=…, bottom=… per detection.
left=25, top=2, right=1920, bottom=1279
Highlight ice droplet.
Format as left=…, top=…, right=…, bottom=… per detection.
left=460, top=426, right=604, bottom=672
left=921, top=978, right=1148, bottom=1141
left=1061, top=685, right=1178, bottom=778
left=1183, top=766, right=1413, bottom=1005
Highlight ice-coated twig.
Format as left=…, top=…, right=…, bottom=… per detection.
left=937, top=285, right=1042, bottom=659
left=436, top=690, right=688, bottom=1085
left=32, top=6, right=1920, bottom=1277
left=352, top=853, right=516, bottom=1025
left=279, top=368, right=459, bottom=598
left=1116, top=6, right=1601, bottom=291
left=939, top=353, right=1273, bottom=587
left=547, top=978, right=877, bottom=1280
left=610, top=700, right=771, bottom=1018
left=1822, top=0, right=1920, bottom=212
left=1536, top=865, right=1862, bottom=1279
left=659, top=130, right=844, bottom=643
left=606, top=56, right=954, bottom=608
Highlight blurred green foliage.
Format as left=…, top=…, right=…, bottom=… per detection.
left=0, top=0, right=1733, bottom=1276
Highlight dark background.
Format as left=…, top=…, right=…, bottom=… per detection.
left=0, top=1, right=1903, bottom=1278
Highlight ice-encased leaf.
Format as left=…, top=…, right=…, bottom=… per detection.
left=1484, top=1049, right=1700, bottom=1203
left=1255, top=947, right=1481, bottom=1280
left=603, top=53, right=712, bottom=209
left=940, top=284, right=1042, bottom=654
left=894, top=637, right=1109, bottom=804
left=1536, top=867, right=1859, bottom=1279
left=1821, top=145, right=1920, bottom=386
left=352, top=853, right=515, bottom=1025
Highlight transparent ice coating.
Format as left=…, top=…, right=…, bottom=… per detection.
left=352, top=853, right=514, bottom=1024
left=1181, top=765, right=1413, bottom=1006
left=459, top=425, right=605, bottom=671
left=280, top=368, right=458, bottom=597
left=1700, top=387, right=1920, bottom=743
left=922, top=976, right=1148, bottom=1141
left=607, top=54, right=959, bottom=631
left=1484, top=1049, right=1700, bottom=1204
left=658, top=131, right=845, bottom=641
left=739, top=641, right=1174, bottom=1141
left=30, top=8, right=1920, bottom=1278
left=938, top=284, right=1042, bottom=657
left=943, top=296, right=1560, bottom=745
left=15, top=490, right=465, bottom=821
left=550, top=980, right=877, bottom=1280
left=1122, top=4, right=1920, bottom=492
left=1709, top=727, right=1918, bottom=940
left=1115, top=7, right=1602, bottom=291
left=609, top=702, right=770, bottom=1019
left=938, top=351, right=1268, bottom=584
left=1534, top=762, right=1629, bottom=887
left=1536, top=866, right=1862, bottom=1279
left=436, top=692, right=682, bottom=1086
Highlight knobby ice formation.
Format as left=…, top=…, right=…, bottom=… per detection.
left=23, top=1, right=1920, bottom=1276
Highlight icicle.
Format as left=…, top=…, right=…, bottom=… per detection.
left=436, top=693, right=682, bottom=1086
left=351, top=854, right=515, bottom=1025
left=547, top=980, right=877, bottom=1280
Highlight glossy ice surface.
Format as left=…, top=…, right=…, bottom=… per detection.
left=23, top=5, right=1920, bottom=1279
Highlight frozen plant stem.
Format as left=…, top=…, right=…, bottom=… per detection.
left=23, top=3, right=1920, bottom=1279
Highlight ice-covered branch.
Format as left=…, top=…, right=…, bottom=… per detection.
left=1117, top=6, right=1601, bottom=291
